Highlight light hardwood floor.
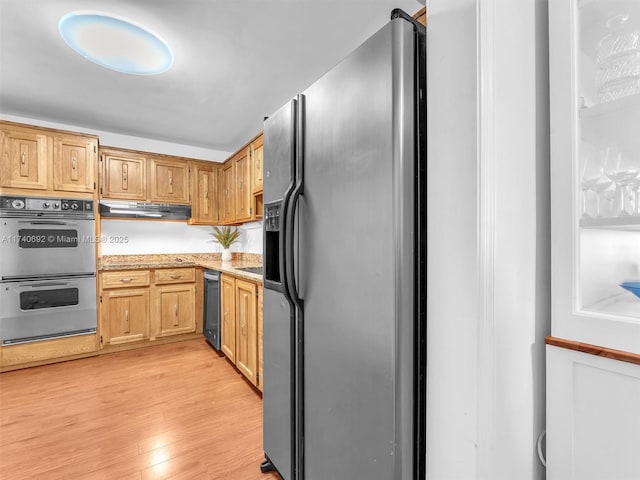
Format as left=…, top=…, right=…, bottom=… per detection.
left=0, top=339, right=281, bottom=480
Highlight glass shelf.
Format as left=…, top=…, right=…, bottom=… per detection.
left=580, top=216, right=640, bottom=230
left=580, top=92, right=640, bottom=119
left=582, top=292, right=640, bottom=319
left=580, top=93, right=640, bottom=153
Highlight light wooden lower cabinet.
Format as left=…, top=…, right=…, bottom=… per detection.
left=220, top=274, right=237, bottom=362
left=235, top=279, right=257, bottom=385
left=154, top=284, right=196, bottom=338
left=220, top=273, right=262, bottom=388
left=100, top=269, right=151, bottom=346
left=100, top=267, right=199, bottom=348
left=102, top=287, right=150, bottom=345
left=547, top=345, right=640, bottom=480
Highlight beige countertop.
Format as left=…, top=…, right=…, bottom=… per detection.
left=99, top=253, right=263, bottom=283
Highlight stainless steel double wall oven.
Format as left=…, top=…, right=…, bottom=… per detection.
left=0, top=195, right=97, bottom=345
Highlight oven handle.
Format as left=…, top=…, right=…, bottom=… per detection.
left=18, top=221, right=78, bottom=226
left=26, top=282, right=74, bottom=288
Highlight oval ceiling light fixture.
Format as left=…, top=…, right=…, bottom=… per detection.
left=58, top=11, right=174, bottom=75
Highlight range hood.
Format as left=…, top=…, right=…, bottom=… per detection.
left=99, top=200, right=191, bottom=220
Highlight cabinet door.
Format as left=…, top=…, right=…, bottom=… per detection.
left=234, top=148, right=252, bottom=222
left=53, top=135, right=96, bottom=193
left=149, top=157, right=189, bottom=204
left=0, top=126, right=48, bottom=190
left=547, top=345, right=640, bottom=480
left=102, top=288, right=149, bottom=345
left=222, top=162, right=235, bottom=224
left=191, top=163, right=219, bottom=224
left=550, top=0, right=640, bottom=352
left=235, top=278, right=257, bottom=385
left=257, top=286, right=264, bottom=391
left=101, top=151, right=146, bottom=200
left=251, top=136, right=263, bottom=194
left=155, top=284, right=196, bottom=338
left=220, top=274, right=236, bottom=362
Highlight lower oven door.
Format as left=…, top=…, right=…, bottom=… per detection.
left=0, top=217, right=96, bottom=279
left=0, top=275, right=97, bottom=345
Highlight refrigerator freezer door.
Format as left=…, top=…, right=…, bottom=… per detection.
left=263, top=99, right=297, bottom=480
left=298, top=18, right=418, bottom=480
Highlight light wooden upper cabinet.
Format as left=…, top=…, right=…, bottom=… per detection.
left=0, top=126, right=48, bottom=190
left=53, top=135, right=97, bottom=193
left=101, top=149, right=147, bottom=201
left=149, top=157, right=189, bottom=204
left=222, top=161, right=236, bottom=224
left=251, top=135, right=263, bottom=194
left=216, top=131, right=263, bottom=224
left=234, top=148, right=252, bottom=222
left=100, top=147, right=193, bottom=204
left=189, top=161, right=220, bottom=224
left=0, top=122, right=98, bottom=196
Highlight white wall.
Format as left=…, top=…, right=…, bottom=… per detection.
left=427, top=0, right=550, bottom=479
left=426, top=0, right=479, bottom=477
left=100, top=220, right=263, bottom=255
left=0, top=113, right=230, bottom=162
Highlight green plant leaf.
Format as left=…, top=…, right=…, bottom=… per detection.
left=210, top=225, right=240, bottom=248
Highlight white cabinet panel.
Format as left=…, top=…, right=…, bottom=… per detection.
left=547, top=345, right=640, bottom=480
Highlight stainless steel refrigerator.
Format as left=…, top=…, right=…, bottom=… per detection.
left=261, top=10, right=426, bottom=480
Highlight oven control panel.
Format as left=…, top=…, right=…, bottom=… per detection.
left=0, top=196, right=94, bottom=213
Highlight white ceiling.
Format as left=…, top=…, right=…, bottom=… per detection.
left=0, top=0, right=423, bottom=155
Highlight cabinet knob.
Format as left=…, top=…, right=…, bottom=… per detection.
left=169, top=273, right=181, bottom=279
left=120, top=277, right=133, bottom=283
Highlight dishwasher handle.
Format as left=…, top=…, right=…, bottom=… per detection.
left=203, top=271, right=219, bottom=281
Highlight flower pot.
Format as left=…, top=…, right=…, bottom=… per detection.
left=221, top=248, right=232, bottom=262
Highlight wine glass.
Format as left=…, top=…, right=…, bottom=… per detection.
left=604, top=148, right=640, bottom=216
left=629, top=174, right=640, bottom=216
left=581, top=149, right=612, bottom=217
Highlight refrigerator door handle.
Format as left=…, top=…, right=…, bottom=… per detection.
left=280, top=98, right=298, bottom=306
left=284, top=93, right=306, bottom=480
left=285, top=93, right=305, bottom=307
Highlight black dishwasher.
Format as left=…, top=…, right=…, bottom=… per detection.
left=203, top=270, right=221, bottom=350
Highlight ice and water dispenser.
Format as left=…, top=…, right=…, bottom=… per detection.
left=264, top=201, right=282, bottom=288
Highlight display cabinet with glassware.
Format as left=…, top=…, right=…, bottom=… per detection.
left=551, top=0, right=640, bottom=352
left=548, top=1, right=640, bottom=478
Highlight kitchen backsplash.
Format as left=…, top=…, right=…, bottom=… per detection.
left=100, top=220, right=263, bottom=255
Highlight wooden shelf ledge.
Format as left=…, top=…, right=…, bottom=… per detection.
left=546, top=336, right=640, bottom=366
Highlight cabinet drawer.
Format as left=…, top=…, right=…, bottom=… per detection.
left=154, top=268, right=196, bottom=285
left=101, top=270, right=150, bottom=288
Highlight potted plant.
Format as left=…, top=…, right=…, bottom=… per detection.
left=211, top=226, right=240, bottom=262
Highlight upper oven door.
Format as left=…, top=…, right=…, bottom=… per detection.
left=0, top=217, right=96, bottom=279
